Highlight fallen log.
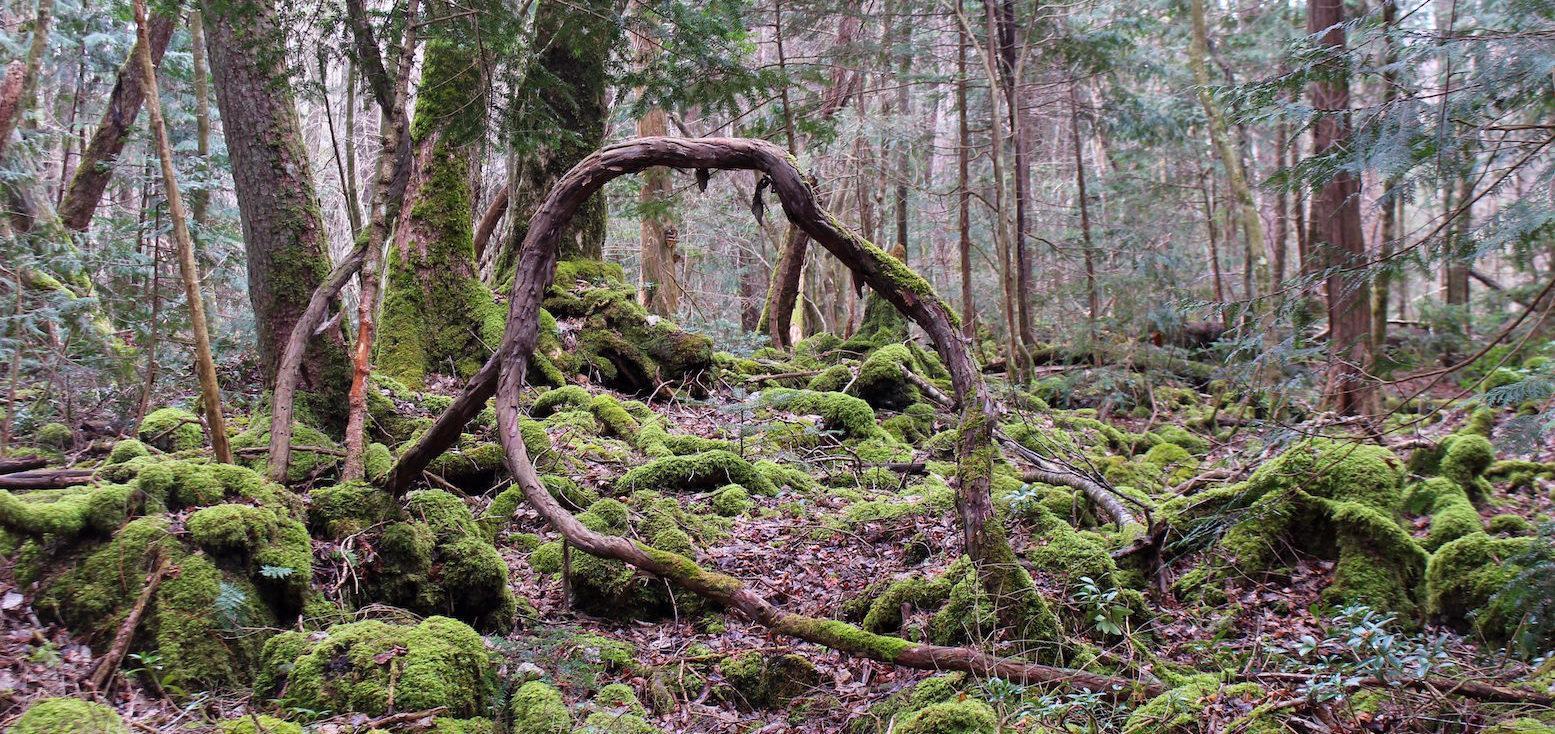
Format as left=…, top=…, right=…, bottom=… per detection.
left=999, top=432, right=1146, bottom=532
left=0, top=468, right=95, bottom=489
left=0, top=455, right=47, bottom=474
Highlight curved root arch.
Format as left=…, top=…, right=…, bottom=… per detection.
left=389, top=137, right=1123, bottom=690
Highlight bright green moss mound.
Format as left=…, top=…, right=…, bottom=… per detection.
left=760, top=388, right=885, bottom=441
left=709, top=484, right=753, bottom=516
left=35, top=421, right=73, bottom=449
left=106, top=439, right=150, bottom=464
left=1123, top=675, right=1281, bottom=734
left=718, top=651, right=821, bottom=708
left=1426, top=532, right=1537, bottom=643
left=139, top=407, right=205, bottom=452
left=369, top=490, right=518, bottom=630
left=892, top=699, right=997, bottom=734
left=1167, top=439, right=1425, bottom=616
left=267, top=616, right=495, bottom=718
left=229, top=417, right=341, bottom=483
left=849, top=344, right=921, bottom=410
left=616, top=450, right=777, bottom=496
left=217, top=716, right=303, bottom=734
left=510, top=680, right=572, bottom=733
left=9, top=697, right=129, bottom=734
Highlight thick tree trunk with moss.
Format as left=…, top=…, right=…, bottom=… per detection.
left=494, top=0, right=615, bottom=284
left=376, top=13, right=502, bottom=390
left=202, top=0, right=352, bottom=427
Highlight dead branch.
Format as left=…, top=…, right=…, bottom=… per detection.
left=0, top=454, right=47, bottom=474
left=88, top=553, right=168, bottom=691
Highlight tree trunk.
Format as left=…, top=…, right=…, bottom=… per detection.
left=632, top=3, right=678, bottom=317
left=957, top=22, right=974, bottom=340
left=993, top=0, right=1035, bottom=352
left=0, top=0, right=54, bottom=159
left=1309, top=0, right=1379, bottom=417
left=495, top=0, right=615, bottom=282
left=1070, top=85, right=1100, bottom=338
left=1188, top=0, right=1267, bottom=298
left=1371, top=0, right=1401, bottom=352
left=376, top=3, right=498, bottom=390
left=134, top=0, right=231, bottom=464
left=189, top=9, right=211, bottom=235
left=202, top=0, right=353, bottom=428
left=57, top=11, right=174, bottom=232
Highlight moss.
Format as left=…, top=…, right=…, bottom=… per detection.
left=273, top=616, right=495, bottom=718
left=580, top=712, right=664, bottom=734
left=850, top=344, right=920, bottom=410
left=616, top=450, right=776, bottom=495
left=1169, top=439, right=1425, bottom=616
left=106, top=439, right=151, bottom=464
left=1124, top=675, right=1281, bottom=734
left=1441, top=433, right=1495, bottom=503
left=511, top=680, right=571, bottom=733
left=379, top=490, right=517, bottom=630
left=1488, top=513, right=1532, bottom=534
left=860, top=572, right=955, bottom=633
left=718, top=651, right=821, bottom=708
left=1426, top=532, right=1536, bottom=642
left=309, top=481, right=396, bottom=538
left=709, top=484, right=753, bottom=516
left=1486, top=719, right=1555, bottom=734
left=1148, top=424, right=1210, bottom=455
left=760, top=388, right=885, bottom=440
left=427, top=438, right=509, bottom=488
left=807, top=364, right=853, bottom=392
left=364, top=442, right=394, bottom=483
left=9, top=698, right=129, bottom=734
left=429, top=719, right=494, bottom=734
left=188, top=503, right=281, bottom=555
left=35, top=421, right=73, bottom=449
left=893, top=699, right=997, bottom=734
left=0, top=483, right=139, bottom=538
left=532, top=385, right=592, bottom=417
left=139, top=407, right=205, bottom=452
left=1142, top=442, right=1199, bottom=485
left=218, top=716, right=303, bottom=734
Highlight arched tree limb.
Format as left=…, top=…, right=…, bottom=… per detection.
left=393, top=135, right=1050, bottom=660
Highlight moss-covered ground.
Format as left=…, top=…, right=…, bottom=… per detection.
left=3, top=342, right=1553, bottom=733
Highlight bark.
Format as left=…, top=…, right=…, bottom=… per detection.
left=0, top=468, right=94, bottom=489
left=632, top=3, right=678, bottom=317
left=56, top=11, right=175, bottom=232
left=1309, top=0, right=1378, bottom=417
left=472, top=187, right=508, bottom=261
left=1374, top=0, right=1402, bottom=353
left=993, top=0, right=1036, bottom=350
left=0, top=0, right=53, bottom=159
left=202, top=0, right=352, bottom=426
left=135, top=0, right=232, bottom=463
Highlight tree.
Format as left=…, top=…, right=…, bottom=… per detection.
left=201, top=0, right=352, bottom=425
left=1308, top=0, right=1378, bottom=417
left=132, top=0, right=230, bottom=463
left=375, top=0, right=503, bottom=390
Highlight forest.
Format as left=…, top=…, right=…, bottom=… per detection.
left=0, top=0, right=1553, bottom=731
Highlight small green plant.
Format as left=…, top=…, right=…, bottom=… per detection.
left=1275, top=605, right=1453, bottom=700
left=1074, top=576, right=1130, bottom=637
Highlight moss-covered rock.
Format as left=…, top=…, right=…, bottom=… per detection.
left=709, top=484, right=753, bottom=516
left=35, top=421, right=73, bottom=450
left=510, top=680, right=571, bottom=733
left=718, top=651, right=821, bottom=708
left=309, top=481, right=397, bottom=538
left=229, top=417, right=341, bottom=484
left=1425, top=532, right=1537, bottom=643
left=266, top=616, right=495, bottom=718
left=138, top=407, right=205, bottom=452
left=893, top=699, right=998, bottom=734
left=759, top=388, right=885, bottom=441
left=1123, top=675, right=1281, bottom=733
left=106, top=439, right=150, bottom=464
left=367, top=490, right=517, bottom=630
left=9, top=698, right=129, bottom=734
left=616, top=450, right=777, bottom=496
left=1167, top=439, right=1426, bottom=616
left=217, top=716, right=304, bottom=734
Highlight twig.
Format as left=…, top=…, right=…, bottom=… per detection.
left=88, top=553, right=170, bottom=691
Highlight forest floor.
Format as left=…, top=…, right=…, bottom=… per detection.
left=2, top=343, right=1554, bottom=733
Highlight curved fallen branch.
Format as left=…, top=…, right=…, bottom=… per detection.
left=265, top=240, right=366, bottom=482
left=394, top=136, right=1077, bottom=681
left=998, top=432, right=1147, bottom=532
